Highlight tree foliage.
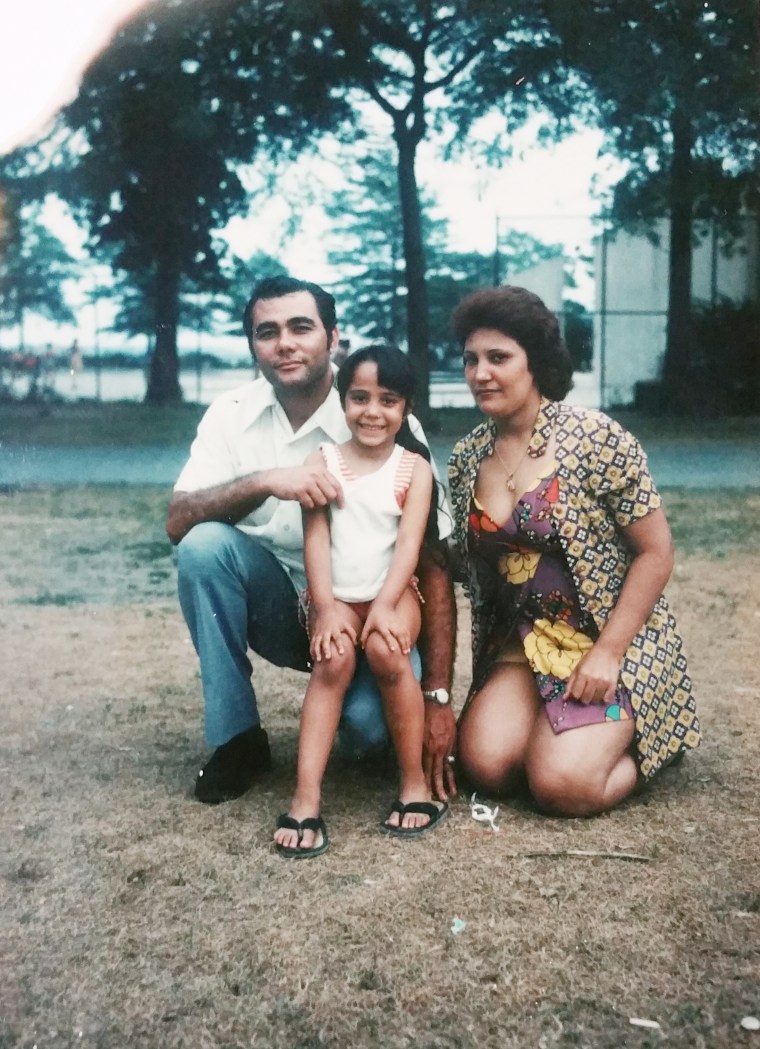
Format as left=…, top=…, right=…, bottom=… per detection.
left=0, top=189, right=76, bottom=350
left=298, top=0, right=577, bottom=413
left=49, top=0, right=347, bottom=404
left=321, top=141, right=563, bottom=356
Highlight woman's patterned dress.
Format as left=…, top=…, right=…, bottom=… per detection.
left=468, top=467, right=634, bottom=733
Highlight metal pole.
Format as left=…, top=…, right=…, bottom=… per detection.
left=599, top=228, right=608, bottom=412
left=493, top=215, right=501, bottom=285
left=196, top=299, right=202, bottom=403
left=710, top=218, right=718, bottom=307
left=93, top=289, right=102, bottom=401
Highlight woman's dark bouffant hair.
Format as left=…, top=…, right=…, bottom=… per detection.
left=337, top=343, right=443, bottom=544
left=452, top=286, right=574, bottom=400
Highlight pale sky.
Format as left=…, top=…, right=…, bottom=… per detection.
left=0, top=0, right=148, bottom=154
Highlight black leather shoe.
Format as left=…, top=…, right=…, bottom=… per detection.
left=194, top=726, right=271, bottom=804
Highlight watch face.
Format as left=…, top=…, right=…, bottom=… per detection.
left=425, top=689, right=450, bottom=705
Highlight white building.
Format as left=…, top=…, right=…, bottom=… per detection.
left=592, top=216, right=758, bottom=407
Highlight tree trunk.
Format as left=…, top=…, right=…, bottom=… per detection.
left=395, top=127, right=431, bottom=418
left=662, top=104, right=694, bottom=411
left=145, top=256, right=183, bottom=405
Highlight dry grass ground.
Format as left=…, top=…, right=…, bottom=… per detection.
left=2, top=485, right=759, bottom=1049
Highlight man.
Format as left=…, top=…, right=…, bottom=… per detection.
left=166, top=275, right=457, bottom=804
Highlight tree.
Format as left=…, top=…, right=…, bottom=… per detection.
left=321, top=141, right=562, bottom=355
left=547, top=0, right=759, bottom=409
left=307, top=0, right=572, bottom=414
left=50, top=0, right=347, bottom=404
left=0, top=188, right=76, bottom=351
left=217, top=250, right=288, bottom=338
left=323, top=143, right=448, bottom=345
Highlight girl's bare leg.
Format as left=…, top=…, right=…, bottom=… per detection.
left=457, top=662, right=541, bottom=796
left=363, top=589, right=431, bottom=830
left=274, top=603, right=361, bottom=851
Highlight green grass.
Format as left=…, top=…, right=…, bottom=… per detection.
left=0, top=400, right=206, bottom=447
left=14, top=590, right=88, bottom=606
left=3, top=398, right=759, bottom=449
left=663, top=489, right=760, bottom=555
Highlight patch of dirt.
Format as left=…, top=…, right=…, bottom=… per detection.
left=1, top=487, right=758, bottom=1049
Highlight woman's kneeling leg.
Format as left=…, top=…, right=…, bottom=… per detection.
left=525, top=715, right=637, bottom=817
left=457, top=663, right=541, bottom=796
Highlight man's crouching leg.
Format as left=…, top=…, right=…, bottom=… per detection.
left=176, top=521, right=309, bottom=803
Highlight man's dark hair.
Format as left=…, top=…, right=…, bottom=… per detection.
left=452, top=285, right=574, bottom=400
left=242, top=275, right=337, bottom=346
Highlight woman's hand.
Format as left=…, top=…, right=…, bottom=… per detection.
left=360, top=601, right=411, bottom=654
left=563, top=641, right=621, bottom=704
left=309, top=605, right=357, bottom=662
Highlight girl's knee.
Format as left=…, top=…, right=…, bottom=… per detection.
left=363, top=635, right=408, bottom=683
left=311, top=648, right=356, bottom=688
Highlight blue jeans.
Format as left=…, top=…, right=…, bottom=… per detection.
left=176, top=522, right=420, bottom=754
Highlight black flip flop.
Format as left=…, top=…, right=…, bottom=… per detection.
left=275, top=814, right=329, bottom=858
left=380, top=800, right=449, bottom=837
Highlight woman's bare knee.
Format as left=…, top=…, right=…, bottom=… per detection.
left=528, top=760, right=634, bottom=817
left=528, top=767, right=601, bottom=816
left=457, top=720, right=523, bottom=797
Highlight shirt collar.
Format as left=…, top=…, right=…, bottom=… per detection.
left=239, top=374, right=346, bottom=442
left=483, top=396, right=556, bottom=457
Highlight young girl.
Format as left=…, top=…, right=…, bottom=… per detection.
left=273, top=344, right=449, bottom=857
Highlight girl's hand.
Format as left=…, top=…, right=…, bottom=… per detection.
left=360, top=601, right=411, bottom=654
left=310, top=607, right=357, bottom=662
left=563, top=642, right=621, bottom=705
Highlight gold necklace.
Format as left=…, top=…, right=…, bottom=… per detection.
left=493, top=406, right=541, bottom=491
left=493, top=439, right=532, bottom=492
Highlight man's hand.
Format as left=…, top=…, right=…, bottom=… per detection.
left=422, top=702, right=457, bottom=801
left=267, top=464, right=343, bottom=510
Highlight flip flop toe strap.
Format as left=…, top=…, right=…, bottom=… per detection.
left=399, top=802, right=439, bottom=820
left=276, top=813, right=325, bottom=845
left=298, top=817, right=326, bottom=838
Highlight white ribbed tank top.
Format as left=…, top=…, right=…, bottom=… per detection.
left=321, top=442, right=418, bottom=602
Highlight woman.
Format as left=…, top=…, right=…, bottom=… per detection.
left=448, top=286, right=699, bottom=816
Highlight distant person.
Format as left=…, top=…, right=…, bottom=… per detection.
left=166, top=276, right=457, bottom=807
left=274, top=344, right=448, bottom=858
left=41, top=344, right=57, bottom=392
left=448, top=285, right=700, bottom=816
left=69, top=339, right=83, bottom=391
left=24, top=352, right=42, bottom=400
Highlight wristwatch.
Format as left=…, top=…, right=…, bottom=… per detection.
left=422, top=688, right=451, bottom=706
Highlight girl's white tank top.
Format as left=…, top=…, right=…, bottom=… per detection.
left=320, top=442, right=418, bottom=602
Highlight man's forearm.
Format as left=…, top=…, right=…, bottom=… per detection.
left=416, top=541, right=456, bottom=691
left=166, top=472, right=275, bottom=545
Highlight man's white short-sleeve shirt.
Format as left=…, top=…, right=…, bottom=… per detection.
left=174, top=377, right=451, bottom=592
